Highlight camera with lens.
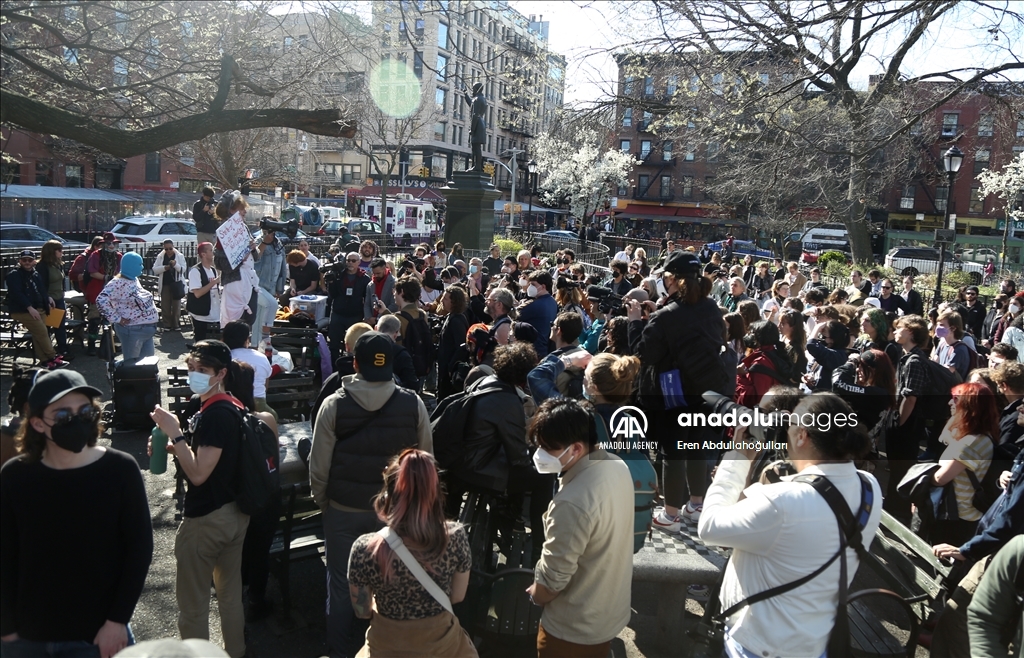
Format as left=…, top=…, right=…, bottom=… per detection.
left=555, top=276, right=581, bottom=291
left=585, top=285, right=626, bottom=316
left=702, top=392, right=793, bottom=481
left=319, top=260, right=347, bottom=282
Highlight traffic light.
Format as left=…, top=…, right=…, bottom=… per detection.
left=283, top=191, right=293, bottom=200
left=483, top=162, right=496, bottom=175
left=419, top=166, right=431, bottom=177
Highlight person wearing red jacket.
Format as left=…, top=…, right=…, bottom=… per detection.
left=735, top=321, right=792, bottom=408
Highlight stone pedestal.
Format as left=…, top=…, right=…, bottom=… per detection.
left=441, top=171, right=501, bottom=251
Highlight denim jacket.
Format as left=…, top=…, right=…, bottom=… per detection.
left=252, top=237, right=288, bottom=295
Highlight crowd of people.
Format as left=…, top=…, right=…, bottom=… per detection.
left=2, top=193, right=1023, bottom=658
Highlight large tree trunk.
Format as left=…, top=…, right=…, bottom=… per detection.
left=846, top=156, right=874, bottom=264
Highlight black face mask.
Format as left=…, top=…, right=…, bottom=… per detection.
left=47, top=415, right=98, bottom=453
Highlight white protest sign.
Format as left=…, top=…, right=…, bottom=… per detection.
left=216, top=213, right=252, bottom=270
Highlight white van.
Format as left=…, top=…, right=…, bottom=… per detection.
left=364, top=194, right=438, bottom=243
left=801, top=223, right=850, bottom=254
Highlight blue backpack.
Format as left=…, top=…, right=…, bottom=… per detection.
left=594, top=412, right=658, bottom=553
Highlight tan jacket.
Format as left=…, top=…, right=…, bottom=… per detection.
left=534, top=449, right=634, bottom=645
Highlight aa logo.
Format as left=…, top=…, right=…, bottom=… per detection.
left=610, top=406, right=648, bottom=440
left=374, top=352, right=386, bottom=366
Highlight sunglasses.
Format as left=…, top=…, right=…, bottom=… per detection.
left=346, top=258, right=359, bottom=263
left=965, top=292, right=977, bottom=296
left=45, top=403, right=99, bottom=428
left=881, top=286, right=892, bottom=290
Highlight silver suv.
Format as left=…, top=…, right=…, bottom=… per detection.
left=0, top=223, right=89, bottom=251
left=884, top=247, right=984, bottom=284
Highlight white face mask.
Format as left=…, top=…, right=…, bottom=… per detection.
left=1009, top=304, right=1022, bottom=315
left=527, top=284, right=538, bottom=298
left=519, top=277, right=529, bottom=288
left=533, top=445, right=571, bottom=474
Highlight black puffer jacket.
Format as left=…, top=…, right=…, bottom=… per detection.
left=629, top=295, right=730, bottom=411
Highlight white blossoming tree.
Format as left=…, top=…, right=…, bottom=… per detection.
left=533, top=129, right=637, bottom=228
left=976, top=152, right=1024, bottom=272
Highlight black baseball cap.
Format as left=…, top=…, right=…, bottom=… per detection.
left=663, top=251, right=702, bottom=277
left=354, top=332, right=393, bottom=382
left=19, top=249, right=35, bottom=259
left=28, top=370, right=103, bottom=415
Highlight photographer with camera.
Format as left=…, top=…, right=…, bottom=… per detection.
left=193, top=186, right=218, bottom=245
left=697, top=393, right=883, bottom=658
left=325, top=253, right=373, bottom=366
left=628, top=251, right=730, bottom=530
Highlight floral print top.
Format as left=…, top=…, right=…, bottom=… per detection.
left=96, top=277, right=159, bottom=326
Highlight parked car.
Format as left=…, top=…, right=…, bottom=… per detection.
left=318, top=220, right=346, bottom=236
left=110, top=216, right=198, bottom=249
left=0, top=223, right=89, bottom=251
left=344, top=219, right=386, bottom=243
left=706, top=239, right=775, bottom=259
left=960, top=247, right=998, bottom=263
left=884, top=246, right=985, bottom=284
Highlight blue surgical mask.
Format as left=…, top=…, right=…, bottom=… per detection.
left=469, top=265, right=479, bottom=275
left=188, top=371, right=214, bottom=395
left=935, top=326, right=950, bottom=339
left=582, top=388, right=595, bottom=402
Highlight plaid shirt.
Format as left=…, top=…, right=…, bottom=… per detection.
left=897, top=346, right=928, bottom=400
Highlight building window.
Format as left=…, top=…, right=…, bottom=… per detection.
left=759, top=72, right=769, bottom=86
left=641, top=111, right=652, bottom=131
left=704, top=176, right=715, bottom=200
left=617, top=184, right=628, bottom=196
left=65, top=164, right=82, bottom=188
left=681, top=175, right=693, bottom=199
left=975, top=149, right=990, bottom=173
left=941, top=112, right=959, bottom=136
left=35, top=161, right=53, bottom=186
left=667, top=75, right=677, bottom=95
left=624, top=76, right=635, bottom=96
left=663, top=141, right=673, bottom=161
left=978, top=114, right=994, bottom=137
left=935, top=185, right=948, bottom=213
left=900, top=184, right=915, bottom=209
left=707, top=141, right=720, bottom=162
left=644, top=77, right=654, bottom=96
left=689, top=75, right=699, bottom=92
left=712, top=73, right=723, bottom=95
left=284, top=36, right=293, bottom=50
left=660, top=175, right=671, bottom=198
left=434, top=122, right=446, bottom=141
left=436, top=54, right=447, bottom=81
left=620, top=139, right=631, bottom=153
left=685, top=149, right=694, bottom=161
left=1, top=162, right=21, bottom=185
left=1017, top=118, right=1024, bottom=137
left=638, top=174, right=650, bottom=196
left=435, top=87, right=446, bottom=112
left=415, top=19, right=425, bottom=37
left=622, top=108, right=632, bottom=127
left=63, top=47, right=79, bottom=65
left=438, top=22, right=448, bottom=49
left=413, top=51, right=424, bottom=78
left=640, top=140, right=652, bottom=160
left=969, top=187, right=984, bottom=213
left=145, top=152, right=161, bottom=182
left=112, top=56, right=128, bottom=86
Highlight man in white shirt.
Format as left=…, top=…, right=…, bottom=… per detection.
left=222, top=320, right=276, bottom=421
left=187, top=242, right=220, bottom=342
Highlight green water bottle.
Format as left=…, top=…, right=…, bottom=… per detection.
left=150, top=426, right=168, bottom=475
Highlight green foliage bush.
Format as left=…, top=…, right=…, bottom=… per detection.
left=493, top=238, right=524, bottom=256
left=817, top=251, right=848, bottom=276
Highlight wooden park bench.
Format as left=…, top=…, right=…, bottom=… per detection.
left=0, top=307, right=34, bottom=372
left=267, top=325, right=321, bottom=421
left=845, top=511, right=952, bottom=657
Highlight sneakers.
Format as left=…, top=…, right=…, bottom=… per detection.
left=680, top=501, right=703, bottom=523
left=43, top=356, right=69, bottom=370
left=651, top=508, right=681, bottom=534
left=687, top=584, right=711, bottom=603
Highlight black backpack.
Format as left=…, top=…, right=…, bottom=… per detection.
left=185, top=265, right=213, bottom=316
left=429, top=386, right=493, bottom=470
left=202, top=394, right=280, bottom=516
left=919, top=357, right=963, bottom=424
left=399, top=310, right=436, bottom=377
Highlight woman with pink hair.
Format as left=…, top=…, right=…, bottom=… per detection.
left=346, top=450, right=476, bottom=657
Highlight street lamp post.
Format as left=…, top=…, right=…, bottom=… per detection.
left=934, top=145, right=964, bottom=307
left=527, top=159, right=537, bottom=236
